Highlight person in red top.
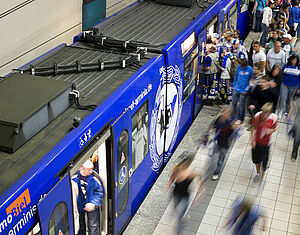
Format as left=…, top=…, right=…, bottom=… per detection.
left=250, top=102, right=278, bottom=183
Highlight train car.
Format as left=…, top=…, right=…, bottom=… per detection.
left=0, top=0, right=249, bottom=234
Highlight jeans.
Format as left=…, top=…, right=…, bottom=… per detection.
left=232, top=90, right=247, bottom=121
left=173, top=195, right=189, bottom=235
left=78, top=209, right=99, bottom=235
left=292, top=124, right=300, bottom=159
left=278, top=84, right=298, bottom=115
left=260, top=23, right=268, bottom=46
left=255, top=9, right=264, bottom=32
left=211, top=144, right=228, bottom=175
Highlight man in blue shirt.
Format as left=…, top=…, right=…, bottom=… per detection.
left=72, top=159, right=104, bottom=235
left=232, top=54, right=254, bottom=122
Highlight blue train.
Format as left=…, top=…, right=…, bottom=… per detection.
left=0, top=0, right=249, bottom=234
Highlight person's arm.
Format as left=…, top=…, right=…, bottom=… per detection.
left=253, top=0, right=258, bottom=14
left=266, top=58, right=271, bottom=72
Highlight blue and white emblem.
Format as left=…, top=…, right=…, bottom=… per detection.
left=149, top=65, right=183, bottom=171
left=119, top=166, right=127, bottom=185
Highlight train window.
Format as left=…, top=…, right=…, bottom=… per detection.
left=117, top=130, right=129, bottom=215
left=219, top=21, right=223, bottom=35
left=132, top=101, right=149, bottom=170
left=229, top=3, right=238, bottom=30
left=224, top=13, right=229, bottom=30
left=183, top=46, right=199, bottom=102
left=48, top=202, right=69, bottom=235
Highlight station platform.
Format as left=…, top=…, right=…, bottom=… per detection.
left=124, top=105, right=300, bottom=235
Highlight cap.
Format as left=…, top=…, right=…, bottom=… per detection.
left=269, top=0, right=275, bottom=4
left=225, top=31, right=233, bottom=37
left=212, top=33, right=220, bottom=40
left=232, top=39, right=240, bottom=45
left=283, top=34, right=292, bottom=40
left=239, top=53, right=246, bottom=60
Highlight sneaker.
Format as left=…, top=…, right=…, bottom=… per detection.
left=284, top=112, right=288, bottom=116
left=212, top=174, right=219, bottom=181
left=253, top=174, right=260, bottom=183
left=291, top=157, right=296, bottom=162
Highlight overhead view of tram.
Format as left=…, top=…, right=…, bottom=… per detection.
left=0, top=0, right=250, bottom=234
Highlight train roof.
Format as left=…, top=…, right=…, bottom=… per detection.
left=0, top=1, right=213, bottom=196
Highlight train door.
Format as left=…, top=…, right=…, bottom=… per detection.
left=193, top=29, right=206, bottom=117
left=113, top=111, right=131, bottom=234
left=38, top=174, right=74, bottom=235
left=37, top=129, right=112, bottom=235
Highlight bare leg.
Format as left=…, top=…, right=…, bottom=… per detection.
left=255, top=163, right=261, bottom=174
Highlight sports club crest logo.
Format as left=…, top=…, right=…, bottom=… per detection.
left=149, top=65, right=183, bottom=171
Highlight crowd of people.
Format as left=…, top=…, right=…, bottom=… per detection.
left=169, top=2, right=300, bottom=233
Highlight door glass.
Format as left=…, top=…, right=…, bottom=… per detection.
left=132, top=101, right=149, bottom=171
left=183, top=46, right=199, bottom=102
left=48, top=202, right=69, bottom=235
left=229, top=3, right=238, bottom=30
left=117, top=130, right=129, bottom=215
left=219, top=21, right=223, bottom=35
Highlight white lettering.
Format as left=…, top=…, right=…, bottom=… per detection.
left=7, top=214, right=12, bottom=224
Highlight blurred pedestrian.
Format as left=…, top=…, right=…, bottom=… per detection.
left=226, top=196, right=266, bottom=235
left=167, top=153, right=205, bottom=235
left=250, top=102, right=278, bottom=183
left=209, top=106, right=240, bottom=180
left=253, top=0, right=267, bottom=32
left=288, top=91, right=300, bottom=161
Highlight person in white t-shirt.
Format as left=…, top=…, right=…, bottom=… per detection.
left=266, top=41, right=287, bottom=71
left=260, top=0, right=276, bottom=47
left=252, top=41, right=267, bottom=74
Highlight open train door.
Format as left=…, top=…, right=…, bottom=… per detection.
left=193, top=29, right=207, bottom=118
left=37, top=174, right=74, bottom=235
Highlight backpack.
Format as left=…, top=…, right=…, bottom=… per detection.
left=229, top=57, right=238, bottom=80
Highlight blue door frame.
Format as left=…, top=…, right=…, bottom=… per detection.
left=38, top=174, right=74, bottom=235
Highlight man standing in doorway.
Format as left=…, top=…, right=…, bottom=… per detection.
left=72, top=159, right=104, bottom=235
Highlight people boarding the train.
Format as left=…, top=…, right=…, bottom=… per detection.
left=232, top=39, right=248, bottom=60
left=218, top=48, right=235, bottom=104
left=260, top=0, right=275, bottom=47
left=278, top=55, right=300, bottom=118
left=204, top=44, right=220, bottom=101
left=72, top=159, right=104, bottom=235
left=232, top=55, right=254, bottom=122
left=250, top=102, right=278, bottom=183
left=252, top=41, right=267, bottom=74
left=266, top=41, right=287, bottom=71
